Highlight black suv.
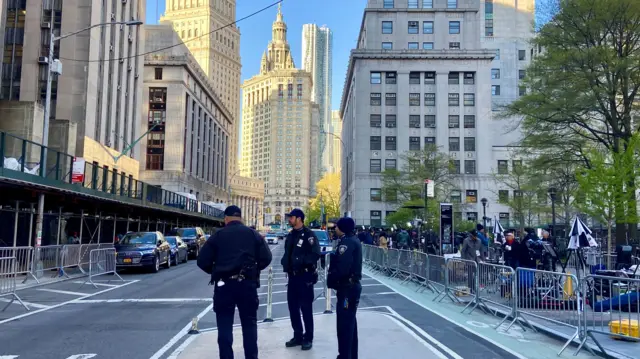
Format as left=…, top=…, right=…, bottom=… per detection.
left=176, top=227, right=206, bottom=259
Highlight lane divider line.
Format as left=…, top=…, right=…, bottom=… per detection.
left=0, top=297, right=51, bottom=309
left=148, top=303, right=213, bottom=359
left=36, top=288, right=91, bottom=296
left=72, top=281, right=117, bottom=287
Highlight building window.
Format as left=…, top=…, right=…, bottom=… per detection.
left=466, top=190, right=478, bottom=203
left=424, top=115, right=436, bottom=128
left=385, top=136, right=397, bottom=150
left=424, top=72, right=436, bottom=84
left=463, top=93, right=475, bottom=106
left=449, top=137, right=460, bottom=151
left=408, top=0, right=419, bottom=8
left=424, top=93, right=436, bottom=106
left=386, top=72, right=397, bottom=84
left=448, top=0, right=457, bottom=8
left=408, top=21, right=419, bottom=34
left=485, top=0, right=494, bottom=36
left=464, top=137, right=476, bottom=151
left=371, top=72, right=382, bottom=84
left=146, top=154, right=164, bottom=170
left=449, top=42, right=461, bottom=49
left=297, top=84, right=303, bottom=99
left=154, top=68, right=163, bottom=80
left=492, top=85, right=501, bottom=96
left=449, top=21, right=460, bottom=34
left=382, top=42, right=393, bottom=50
left=370, top=188, right=382, bottom=201
left=448, top=72, right=459, bottom=84
left=371, top=211, right=382, bottom=227
left=370, top=136, right=382, bottom=150
left=370, top=114, right=382, bottom=128
left=382, top=21, right=393, bottom=34
left=409, top=93, right=420, bottom=106
left=409, top=137, right=421, bottom=151
left=519, top=86, right=526, bottom=96
left=463, top=115, right=475, bottom=128
left=287, top=83, right=293, bottom=99
left=409, top=72, right=420, bottom=84
left=408, top=42, right=419, bottom=49
left=463, top=72, right=475, bottom=84
left=495, top=49, right=500, bottom=60
left=497, top=160, right=508, bottom=174
left=385, top=93, right=397, bottom=106
left=383, top=0, right=394, bottom=8
left=467, top=212, right=478, bottom=222
left=423, top=0, right=433, bottom=8
left=448, top=93, right=460, bottom=106
left=423, top=42, right=434, bottom=50
left=519, top=70, right=526, bottom=79
left=465, top=160, right=477, bottom=174
left=385, top=159, right=397, bottom=170
left=423, top=21, right=434, bottom=34
left=450, top=160, right=460, bottom=174
left=371, top=93, right=382, bottom=105
left=448, top=115, right=460, bottom=128
left=370, top=159, right=382, bottom=173
left=278, top=84, right=284, bottom=98
left=491, top=68, right=500, bottom=79
left=513, top=160, right=523, bottom=172
left=498, top=190, right=509, bottom=203
left=409, top=115, right=420, bottom=127
left=519, top=49, right=526, bottom=60
left=385, top=115, right=397, bottom=128
left=425, top=137, right=436, bottom=146
left=451, top=190, right=462, bottom=203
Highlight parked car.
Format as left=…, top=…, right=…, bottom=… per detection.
left=312, top=229, right=333, bottom=253
left=115, top=231, right=171, bottom=273
left=265, top=232, right=279, bottom=245
left=277, top=231, right=288, bottom=240
left=176, top=227, right=206, bottom=259
left=166, top=236, right=188, bottom=265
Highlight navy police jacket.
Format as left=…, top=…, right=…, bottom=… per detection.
left=327, top=234, right=362, bottom=290
left=281, top=226, right=321, bottom=274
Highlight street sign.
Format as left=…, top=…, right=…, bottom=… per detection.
left=424, top=179, right=435, bottom=198
left=440, top=203, right=453, bottom=254
left=71, top=157, right=85, bottom=183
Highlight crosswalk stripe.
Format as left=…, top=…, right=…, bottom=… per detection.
left=0, top=298, right=50, bottom=309
left=0, top=355, right=19, bottom=359
left=66, top=354, right=97, bottom=359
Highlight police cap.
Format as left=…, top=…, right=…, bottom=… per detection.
left=285, top=208, right=305, bottom=221
left=224, top=205, right=242, bottom=217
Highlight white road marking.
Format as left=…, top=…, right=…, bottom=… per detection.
left=364, top=272, right=530, bottom=359
left=384, top=314, right=450, bottom=359
left=148, top=303, right=213, bottom=359
left=36, top=288, right=90, bottom=296
left=0, top=297, right=51, bottom=309
left=72, top=280, right=116, bottom=287
left=65, top=355, right=97, bottom=359
left=0, top=356, right=19, bottom=359
left=386, top=307, right=463, bottom=359
left=0, top=280, right=139, bottom=325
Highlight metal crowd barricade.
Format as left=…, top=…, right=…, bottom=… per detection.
left=78, top=244, right=101, bottom=271
left=0, top=246, right=33, bottom=279
left=82, top=248, right=123, bottom=288
left=426, top=254, right=446, bottom=294
left=0, top=256, right=29, bottom=312
left=435, top=258, right=479, bottom=313
left=60, top=244, right=83, bottom=277
left=397, top=249, right=413, bottom=283
left=475, top=262, right=515, bottom=318
left=411, top=251, right=435, bottom=293
left=263, top=266, right=274, bottom=322
left=505, top=268, right=580, bottom=355
left=29, top=245, right=65, bottom=282
left=576, top=274, right=640, bottom=357
left=387, top=249, right=401, bottom=278
left=324, top=253, right=332, bottom=313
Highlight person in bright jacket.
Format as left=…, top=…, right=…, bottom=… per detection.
left=476, top=224, right=489, bottom=259
left=378, top=231, right=388, bottom=249
left=396, top=230, right=410, bottom=249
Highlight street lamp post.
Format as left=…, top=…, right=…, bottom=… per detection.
left=481, top=197, right=488, bottom=229
left=321, top=130, right=348, bottom=217
left=548, top=187, right=557, bottom=236
left=34, top=20, right=142, bottom=249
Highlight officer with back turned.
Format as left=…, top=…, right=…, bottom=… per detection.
left=281, top=208, right=321, bottom=351
left=197, top=205, right=272, bottom=359
left=327, top=217, right=362, bottom=359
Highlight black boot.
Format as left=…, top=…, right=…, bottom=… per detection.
left=285, top=338, right=302, bottom=348
left=301, top=340, right=313, bottom=351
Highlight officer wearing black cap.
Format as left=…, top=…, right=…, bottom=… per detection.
left=281, top=208, right=321, bottom=351
left=197, top=205, right=272, bottom=359
left=327, top=217, right=362, bottom=359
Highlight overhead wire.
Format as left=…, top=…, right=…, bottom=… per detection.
left=58, top=0, right=283, bottom=63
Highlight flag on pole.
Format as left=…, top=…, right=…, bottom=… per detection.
left=568, top=216, right=598, bottom=249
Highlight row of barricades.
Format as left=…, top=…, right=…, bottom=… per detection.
left=363, top=245, right=639, bottom=358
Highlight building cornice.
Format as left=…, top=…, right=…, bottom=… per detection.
left=242, top=68, right=312, bottom=88
left=145, top=54, right=234, bottom=126
left=339, top=49, right=496, bottom=117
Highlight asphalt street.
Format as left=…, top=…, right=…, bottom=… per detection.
left=0, top=241, right=533, bottom=359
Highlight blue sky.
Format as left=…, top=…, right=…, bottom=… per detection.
left=145, top=0, right=368, bottom=110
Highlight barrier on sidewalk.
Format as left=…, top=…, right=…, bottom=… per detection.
left=264, top=266, right=274, bottom=322
left=0, top=256, right=29, bottom=312
left=60, top=244, right=82, bottom=276
left=30, top=245, right=65, bottom=282
left=476, top=262, right=515, bottom=317
left=436, top=258, right=479, bottom=313
left=82, top=248, right=123, bottom=288
left=324, top=253, right=332, bottom=313
left=426, top=254, right=446, bottom=294
left=0, top=247, right=33, bottom=277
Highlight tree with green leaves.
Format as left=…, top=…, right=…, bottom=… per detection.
left=304, top=172, right=341, bottom=226
left=504, top=0, right=640, bottom=242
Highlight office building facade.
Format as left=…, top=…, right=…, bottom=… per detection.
left=339, top=0, right=533, bottom=226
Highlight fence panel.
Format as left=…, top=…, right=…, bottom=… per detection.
left=427, top=255, right=446, bottom=294
left=83, top=248, right=123, bottom=288
left=576, top=274, right=640, bottom=356
left=30, top=245, right=64, bottom=281
left=397, top=249, right=413, bottom=282
left=476, top=262, right=515, bottom=320
left=0, top=256, right=29, bottom=312
left=435, top=258, right=478, bottom=313
left=0, top=246, right=32, bottom=276
left=60, top=244, right=82, bottom=276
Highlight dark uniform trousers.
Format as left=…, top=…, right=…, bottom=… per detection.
left=287, top=271, right=315, bottom=341
left=214, top=279, right=259, bottom=359
left=336, top=282, right=362, bottom=359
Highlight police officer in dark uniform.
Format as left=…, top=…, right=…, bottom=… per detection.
left=281, top=208, right=321, bottom=350
left=327, top=217, right=362, bottom=359
left=197, top=205, right=272, bottom=359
